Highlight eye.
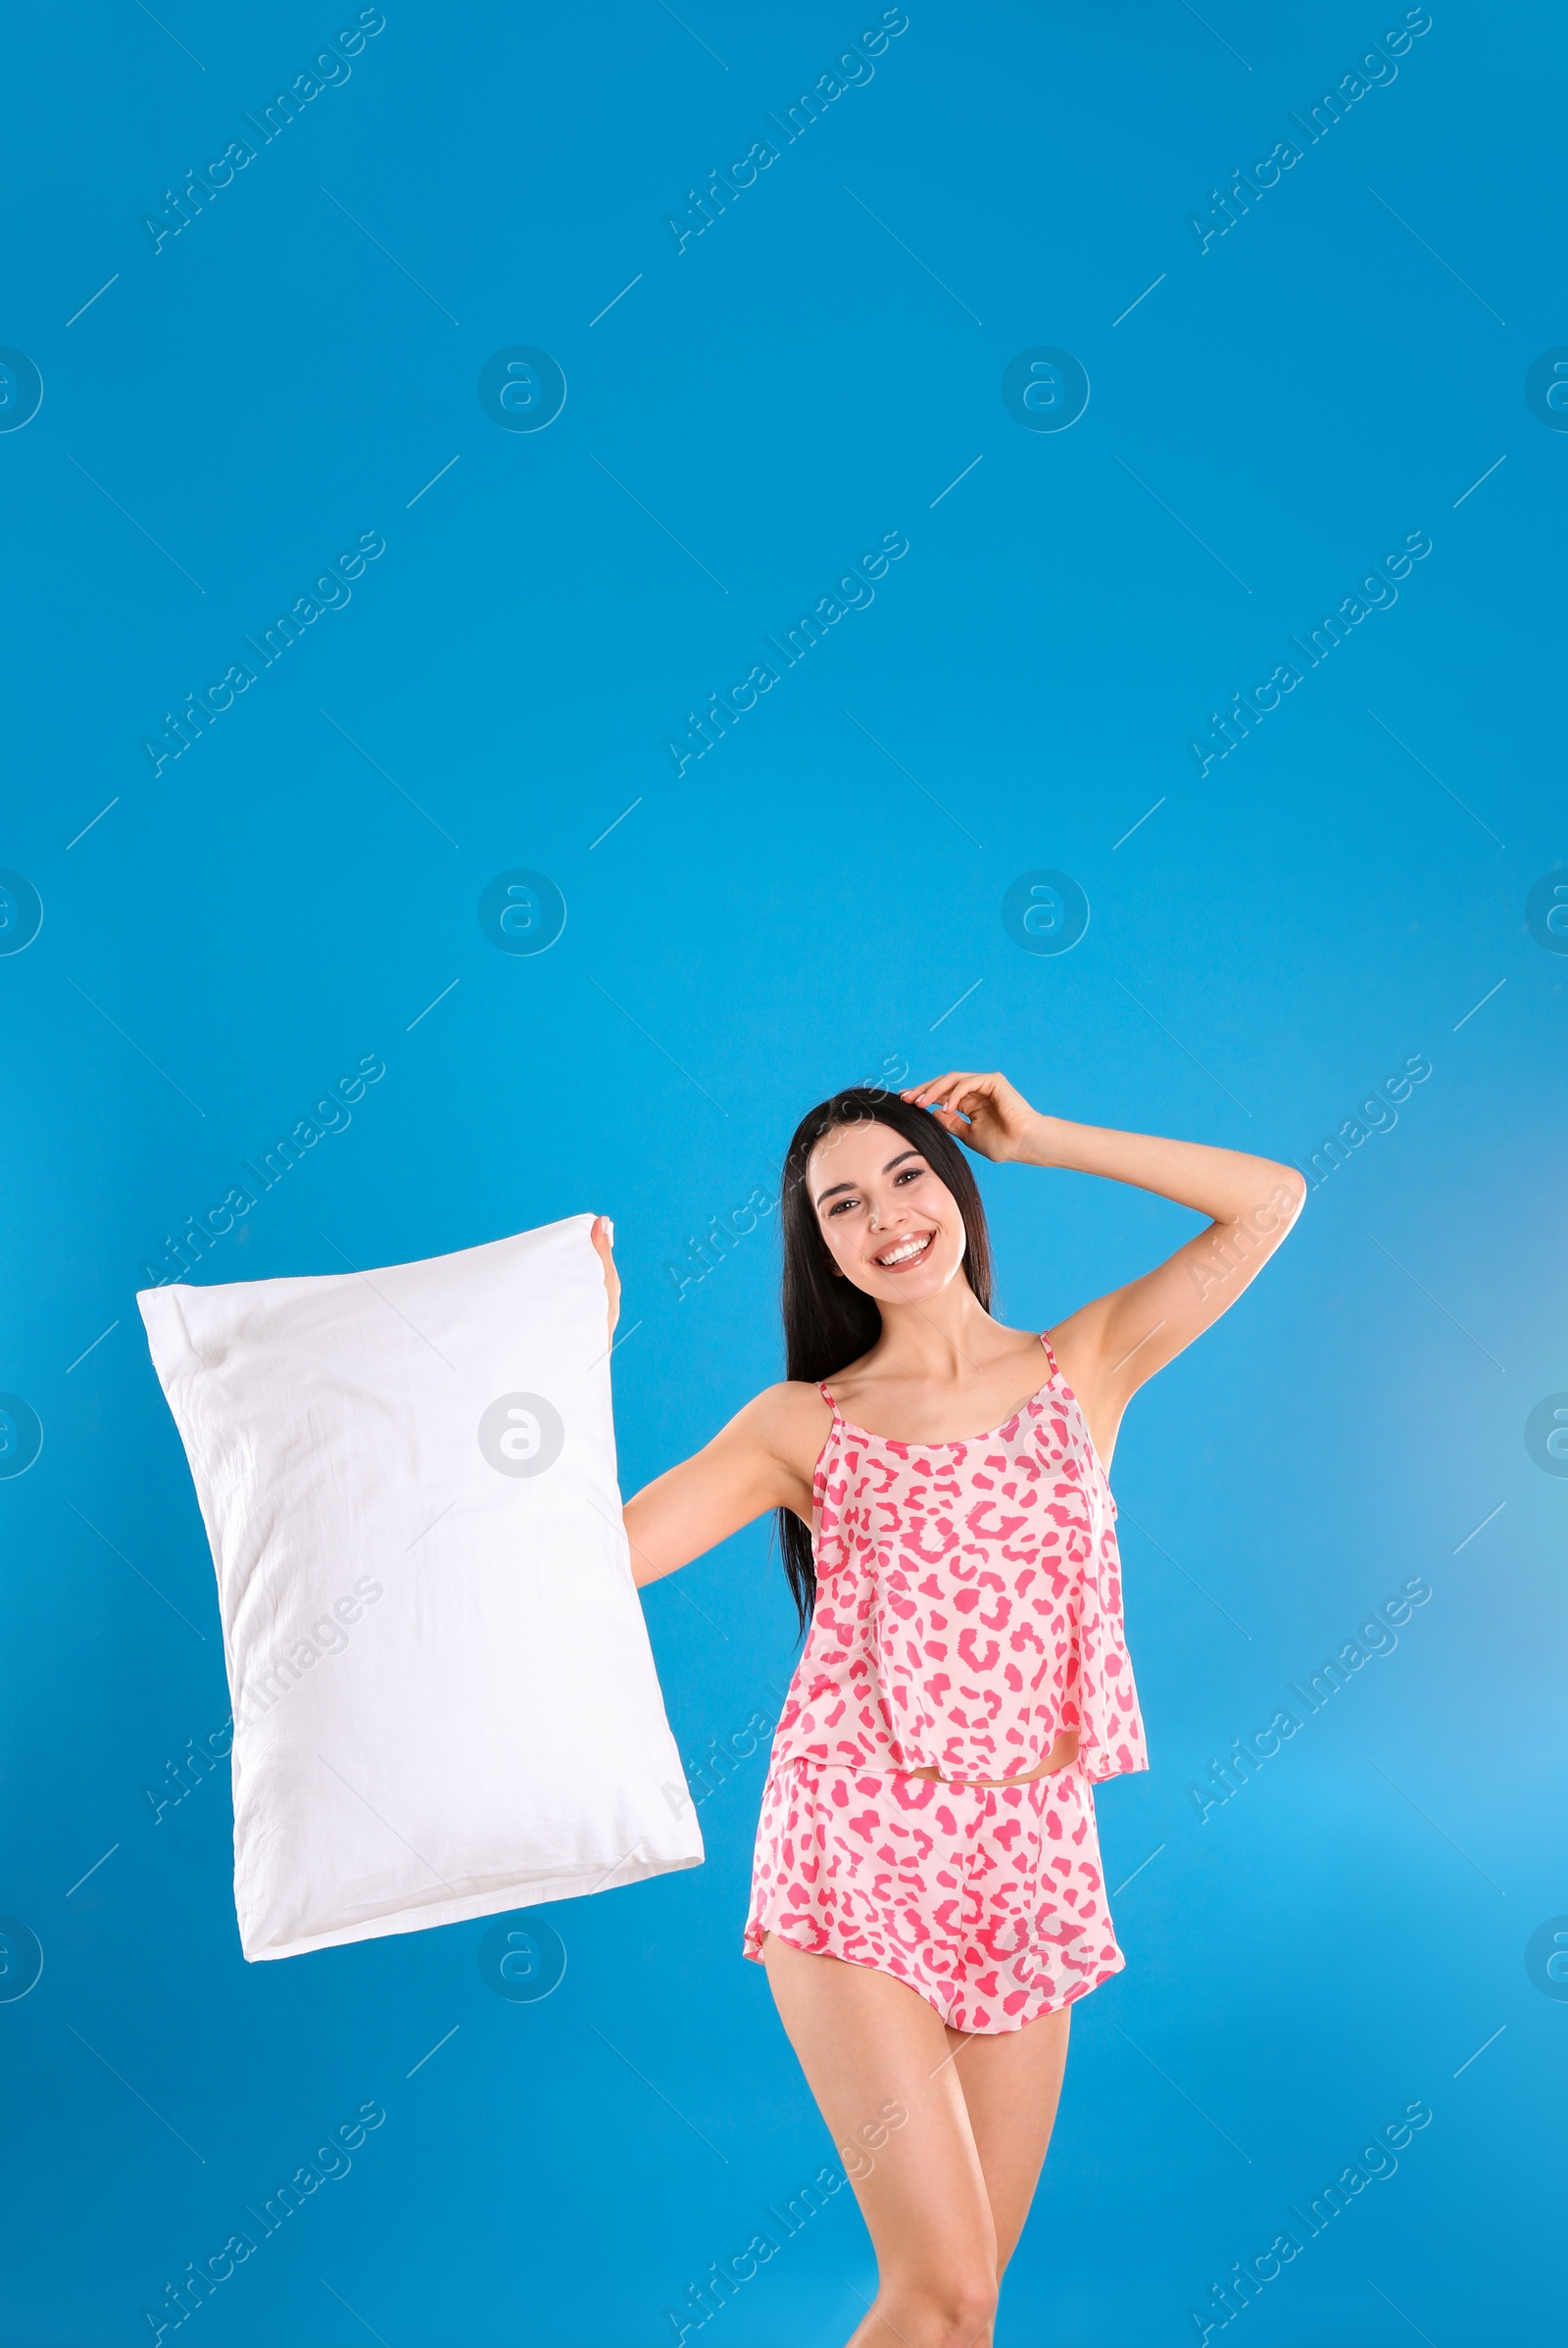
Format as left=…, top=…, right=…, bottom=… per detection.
left=826, top=1196, right=858, bottom=1217
left=893, top=1166, right=925, bottom=1186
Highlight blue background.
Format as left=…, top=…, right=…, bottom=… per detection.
left=1, top=0, right=1563, bottom=2339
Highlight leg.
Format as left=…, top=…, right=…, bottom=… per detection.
left=938, top=2004, right=1072, bottom=2276
left=761, top=1932, right=1001, bottom=2348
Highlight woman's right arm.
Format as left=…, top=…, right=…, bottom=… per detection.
left=622, top=1385, right=825, bottom=1588
left=589, top=1218, right=826, bottom=1587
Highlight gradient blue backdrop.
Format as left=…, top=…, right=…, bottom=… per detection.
left=1, top=1, right=1563, bottom=2340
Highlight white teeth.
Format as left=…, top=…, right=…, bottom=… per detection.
left=876, top=1234, right=931, bottom=1268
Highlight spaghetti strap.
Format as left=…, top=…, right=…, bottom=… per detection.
left=817, top=1381, right=840, bottom=1415
left=1038, top=1330, right=1060, bottom=1378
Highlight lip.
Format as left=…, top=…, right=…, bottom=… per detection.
left=871, top=1230, right=935, bottom=1273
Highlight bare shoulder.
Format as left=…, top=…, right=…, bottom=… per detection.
left=697, top=1379, right=832, bottom=1525
left=730, top=1378, right=834, bottom=1473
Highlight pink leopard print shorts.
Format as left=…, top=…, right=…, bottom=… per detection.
left=743, top=1754, right=1125, bottom=2032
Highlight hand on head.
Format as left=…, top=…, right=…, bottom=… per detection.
left=901, top=1071, right=1040, bottom=1163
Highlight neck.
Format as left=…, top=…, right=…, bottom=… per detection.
left=869, top=1275, right=1007, bottom=1381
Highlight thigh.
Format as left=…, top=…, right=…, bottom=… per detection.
left=940, top=2004, right=1072, bottom=2275
left=761, top=1932, right=998, bottom=2289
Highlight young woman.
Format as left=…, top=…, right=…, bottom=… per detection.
left=591, top=1070, right=1305, bottom=2348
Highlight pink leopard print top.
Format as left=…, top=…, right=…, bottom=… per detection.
left=767, top=1333, right=1147, bottom=1786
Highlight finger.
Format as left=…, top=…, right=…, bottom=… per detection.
left=912, top=1091, right=971, bottom=1124
left=928, top=1108, right=969, bottom=1138
left=903, top=1072, right=976, bottom=1109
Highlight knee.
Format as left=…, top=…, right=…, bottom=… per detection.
left=912, top=2273, right=999, bottom=2348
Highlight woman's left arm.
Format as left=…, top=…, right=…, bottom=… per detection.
left=903, top=1071, right=1306, bottom=1433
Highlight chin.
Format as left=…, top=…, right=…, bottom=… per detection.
left=875, top=1270, right=950, bottom=1303
left=865, top=1247, right=963, bottom=1300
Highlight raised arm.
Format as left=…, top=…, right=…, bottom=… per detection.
left=589, top=1216, right=824, bottom=1587
left=902, top=1073, right=1306, bottom=1458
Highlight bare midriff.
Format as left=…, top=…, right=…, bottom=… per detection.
left=909, top=1726, right=1081, bottom=1787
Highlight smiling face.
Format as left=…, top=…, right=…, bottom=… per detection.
left=808, top=1118, right=970, bottom=1303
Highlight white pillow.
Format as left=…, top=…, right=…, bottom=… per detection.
left=138, top=1213, right=701, bottom=1961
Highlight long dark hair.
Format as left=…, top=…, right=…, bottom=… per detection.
left=775, top=1085, right=995, bottom=1636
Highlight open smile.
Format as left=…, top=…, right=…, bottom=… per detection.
left=872, top=1232, right=935, bottom=1271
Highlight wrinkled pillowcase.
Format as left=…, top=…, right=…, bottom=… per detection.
left=138, top=1213, right=701, bottom=1960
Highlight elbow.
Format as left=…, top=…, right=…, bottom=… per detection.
left=1269, top=1164, right=1308, bottom=1235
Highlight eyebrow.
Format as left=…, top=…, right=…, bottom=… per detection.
left=814, top=1148, right=923, bottom=1206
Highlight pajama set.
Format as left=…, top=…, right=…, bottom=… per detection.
left=744, top=1333, right=1147, bottom=2032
